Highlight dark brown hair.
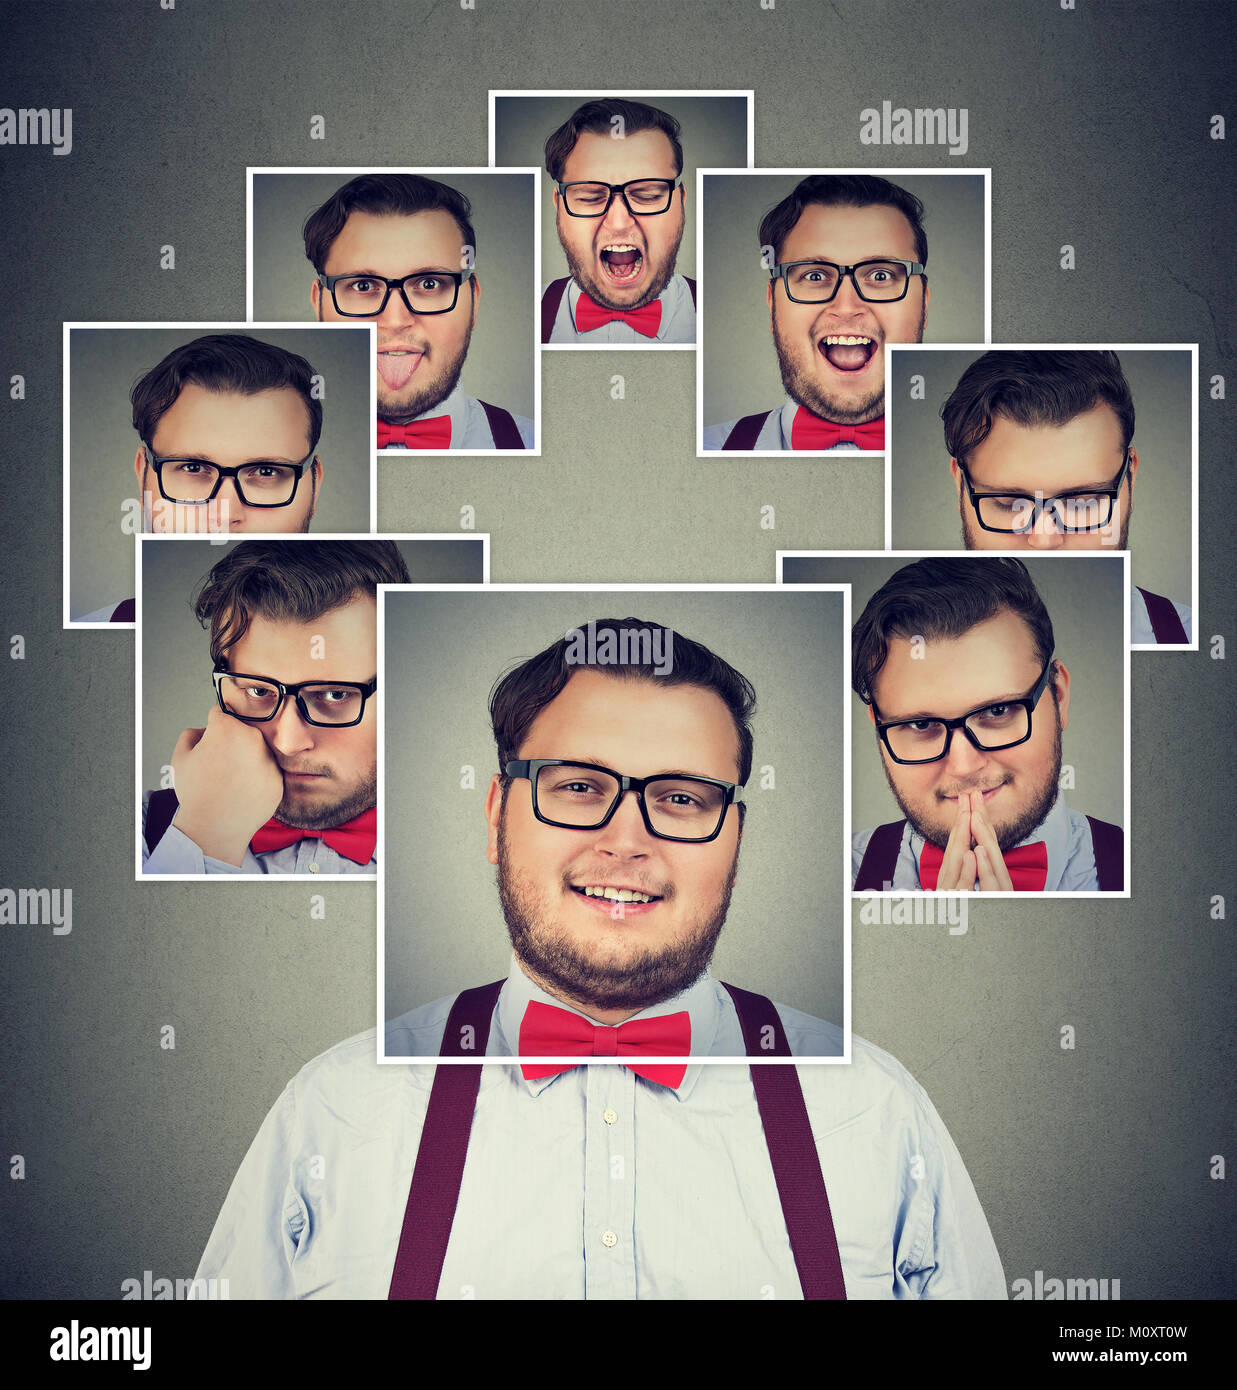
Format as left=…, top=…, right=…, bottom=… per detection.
left=852, top=558, right=1054, bottom=704
left=195, top=540, right=412, bottom=667
left=302, top=173, right=477, bottom=274
left=758, top=174, right=928, bottom=266
left=941, top=350, right=1135, bottom=467
left=544, top=99, right=683, bottom=181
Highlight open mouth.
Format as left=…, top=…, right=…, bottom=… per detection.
left=817, top=334, right=878, bottom=372
left=571, top=883, right=664, bottom=916
left=377, top=348, right=424, bottom=391
left=599, top=243, right=644, bottom=284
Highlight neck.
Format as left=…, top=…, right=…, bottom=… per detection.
left=517, top=960, right=645, bottom=1027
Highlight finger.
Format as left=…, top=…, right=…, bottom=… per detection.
left=971, top=805, right=1014, bottom=891
left=172, top=727, right=206, bottom=759
left=974, top=843, right=1002, bottom=891
left=958, top=848, right=977, bottom=891
left=935, top=795, right=972, bottom=887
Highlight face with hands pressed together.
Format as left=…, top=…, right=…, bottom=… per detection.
left=485, top=669, right=742, bottom=1024
left=868, top=610, right=1069, bottom=890
left=555, top=127, right=686, bottom=313
left=953, top=403, right=1137, bottom=552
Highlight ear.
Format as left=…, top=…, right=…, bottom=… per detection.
left=308, top=457, right=323, bottom=518
left=922, top=277, right=930, bottom=321
left=469, top=273, right=481, bottom=328
left=765, top=279, right=774, bottom=334
left=865, top=702, right=876, bottom=727
left=1051, top=658, right=1071, bottom=733
left=678, top=181, right=686, bottom=215
left=1126, top=446, right=1139, bottom=492
left=310, top=279, right=321, bottom=318
left=133, top=445, right=146, bottom=487
left=950, top=458, right=963, bottom=510
left=484, top=774, right=504, bottom=865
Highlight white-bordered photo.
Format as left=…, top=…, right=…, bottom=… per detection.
left=883, top=343, right=1198, bottom=651
left=379, top=583, right=851, bottom=1066
left=778, top=550, right=1130, bottom=898
left=137, top=532, right=489, bottom=881
left=490, top=90, right=753, bottom=350
left=697, top=168, right=991, bottom=456
left=63, top=322, right=376, bottom=628
left=248, top=167, right=540, bottom=455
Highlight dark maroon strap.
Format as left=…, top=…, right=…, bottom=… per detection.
left=722, top=982, right=847, bottom=1300
left=684, top=275, right=697, bottom=308
left=540, top=277, right=570, bottom=343
left=854, top=820, right=908, bottom=890
left=144, top=788, right=180, bottom=852
left=1085, top=816, right=1125, bottom=892
left=387, top=980, right=503, bottom=1300
left=478, top=400, right=526, bottom=450
left=1137, top=587, right=1188, bottom=644
left=110, top=598, right=136, bottom=622
left=722, top=411, right=772, bottom=450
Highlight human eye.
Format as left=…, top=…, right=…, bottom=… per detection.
left=902, top=718, right=945, bottom=738
left=973, top=703, right=1019, bottom=728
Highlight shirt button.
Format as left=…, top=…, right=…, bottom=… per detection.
left=308, top=863, right=320, bottom=873
left=601, top=1230, right=618, bottom=1249
left=602, top=1108, right=618, bottom=1126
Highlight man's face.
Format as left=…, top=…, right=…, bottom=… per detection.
left=485, top=668, right=742, bottom=1019
left=768, top=202, right=928, bottom=425
left=134, top=384, right=320, bottom=534
left=555, top=128, right=685, bottom=312
left=222, top=597, right=378, bottom=829
left=953, top=405, right=1137, bottom=552
left=311, top=209, right=478, bottom=421
left=868, top=611, right=1069, bottom=853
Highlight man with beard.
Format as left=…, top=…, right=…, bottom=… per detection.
left=192, top=616, right=1006, bottom=1298
left=704, top=175, right=928, bottom=452
left=541, top=99, right=695, bottom=344
left=941, top=350, right=1192, bottom=645
left=305, top=174, right=533, bottom=450
left=851, top=558, right=1124, bottom=892
left=141, top=540, right=409, bottom=875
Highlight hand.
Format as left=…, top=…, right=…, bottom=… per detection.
left=167, top=707, right=285, bottom=866
left=969, top=795, right=1015, bottom=891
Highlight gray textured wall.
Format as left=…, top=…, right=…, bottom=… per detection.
left=0, top=0, right=1233, bottom=1305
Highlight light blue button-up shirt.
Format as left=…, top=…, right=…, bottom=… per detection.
left=704, top=397, right=882, bottom=452
left=194, top=961, right=1006, bottom=1298
left=546, top=274, right=696, bottom=344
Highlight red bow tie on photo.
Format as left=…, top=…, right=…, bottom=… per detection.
left=376, top=415, right=452, bottom=450
left=790, top=407, right=885, bottom=452
left=250, top=806, right=377, bottom=866
left=919, top=839, right=1049, bottom=891
left=574, top=291, right=663, bottom=338
left=518, top=999, right=691, bottom=1088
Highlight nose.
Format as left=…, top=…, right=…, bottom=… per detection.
left=377, top=285, right=417, bottom=327
left=590, top=788, right=652, bottom=858
left=941, top=727, right=988, bottom=779
left=266, top=697, right=316, bottom=757
left=211, top=476, right=248, bottom=530
left=828, top=271, right=867, bottom=316
left=1024, top=503, right=1066, bottom=550
left=600, top=190, right=637, bottom=236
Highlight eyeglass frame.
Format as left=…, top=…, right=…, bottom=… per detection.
left=769, top=258, right=926, bottom=304
left=143, top=442, right=315, bottom=508
left=555, top=178, right=683, bottom=218
left=505, top=758, right=743, bottom=843
left=869, top=656, right=1057, bottom=765
left=957, top=450, right=1132, bottom=534
left=212, top=666, right=378, bottom=728
left=315, top=268, right=475, bottom=317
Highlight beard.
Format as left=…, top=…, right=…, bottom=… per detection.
left=275, top=760, right=377, bottom=830
left=376, top=323, right=472, bottom=423
left=882, top=702, right=1063, bottom=854
left=556, top=216, right=684, bottom=313
left=959, top=490, right=1132, bottom=550
left=773, top=297, right=925, bottom=426
left=494, top=799, right=738, bottom=1014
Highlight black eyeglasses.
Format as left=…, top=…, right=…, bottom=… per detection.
left=556, top=178, right=682, bottom=218
left=958, top=452, right=1132, bottom=534
left=506, top=758, right=742, bottom=843
left=317, top=269, right=474, bottom=316
left=213, top=668, right=378, bottom=728
left=144, top=444, right=314, bottom=507
left=770, top=259, right=925, bottom=304
left=871, top=657, right=1057, bottom=765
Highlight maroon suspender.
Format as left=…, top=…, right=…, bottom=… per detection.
left=387, top=980, right=504, bottom=1300
left=1085, top=816, right=1125, bottom=891
left=721, top=982, right=848, bottom=1300
left=144, top=788, right=181, bottom=853
left=477, top=400, right=526, bottom=450
left=110, top=598, right=136, bottom=622
left=684, top=275, right=697, bottom=308
left=1137, top=587, right=1188, bottom=644
left=853, top=820, right=908, bottom=890
left=388, top=979, right=846, bottom=1300
left=722, top=411, right=773, bottom=450
left=540, top=277, right=570, bottom=342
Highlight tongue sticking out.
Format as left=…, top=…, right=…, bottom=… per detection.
left=377, top=352, right=420, bottom=391
left=822, top=341, right=874, bottom=371
left=603, top=249, right=640, bottom=267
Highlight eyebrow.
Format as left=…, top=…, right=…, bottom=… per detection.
left=336, top=265, right=456, bottom=277
left=790, top=252, right=909, bottom=262
left=880, top=689, right=1032, bottom=722
left=966, top=455, right=1126, bottom=494
left=562, top=757, right=729, bottom=781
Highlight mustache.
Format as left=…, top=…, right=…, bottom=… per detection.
left=277, top=760, right=334, bottom=777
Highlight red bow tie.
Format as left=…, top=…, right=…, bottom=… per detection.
left=518, top=999, right=690, bottom=1088
left=574, top=290, right=663, bottom=338
left=790, top=407, right=885, bottom=451
left=376, top=415, right=452, bottom=449
left=250, top=806, right=377, bottom=866
left=919, top=839, right=1048, bottom=891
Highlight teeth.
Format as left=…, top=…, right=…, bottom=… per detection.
left=581, top=886, right=653, bottom=903
left=823, top=335, right=873, bottom=345
left=603, top=243, right=639, bottom=252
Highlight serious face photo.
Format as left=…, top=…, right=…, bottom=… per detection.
left=380, top=586, right=847, bottom=1060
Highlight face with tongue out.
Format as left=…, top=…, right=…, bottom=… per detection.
left=485, top=669, right=742, bottom=1024
left=554, top=128, right=685, bottom=314
left=311, top=208, right=477, bottom=421
left=768, top=202, right=928, bottom=426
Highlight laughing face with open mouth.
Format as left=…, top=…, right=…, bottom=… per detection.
left=768, top=202, right=928, bottom=425
left=554, top=127, right=685, bottom=314
left=312, top=207, right=477, bottom=422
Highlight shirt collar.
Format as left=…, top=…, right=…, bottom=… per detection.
left=408, top=383, right=466, bottom=428
left=494, top=954, right=718, bottom=1101
left=908, top=794, right=1074, bottom=891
